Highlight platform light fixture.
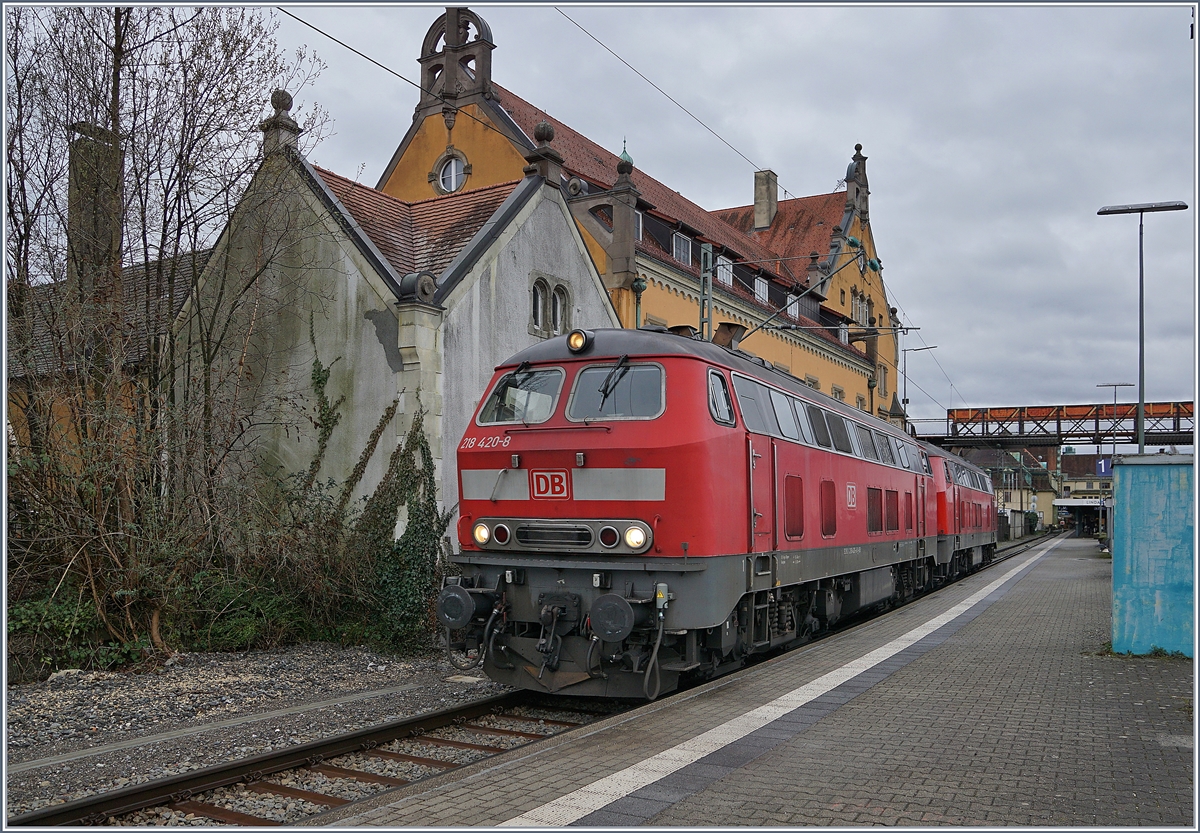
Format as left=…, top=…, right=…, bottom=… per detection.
left=1097, top=201, right=1189, bottom=453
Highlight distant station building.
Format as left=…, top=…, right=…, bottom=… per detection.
left=1054, top=450, right=1114, bottom=537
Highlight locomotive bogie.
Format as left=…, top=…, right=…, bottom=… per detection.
left=441, top=328, right=999, bottom=699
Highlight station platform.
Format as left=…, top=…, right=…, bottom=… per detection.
left=317, top=536, right=1194, bottom=827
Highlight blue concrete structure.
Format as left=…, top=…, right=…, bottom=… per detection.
left=1111, top=454, right=1194, bottom=656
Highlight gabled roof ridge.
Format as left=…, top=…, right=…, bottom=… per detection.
left=490, top=82, right=801, bottom=285
left=407, top=177, right=524, bottom=208
left=715, top=189, right=845, bottom=215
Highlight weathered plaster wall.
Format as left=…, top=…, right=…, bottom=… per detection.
left=189, top=162, right=405, bottom=509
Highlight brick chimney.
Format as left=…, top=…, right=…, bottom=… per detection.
left=754, top=169, right=777, bottom=230
left=67, top=123, right=123, bottom=308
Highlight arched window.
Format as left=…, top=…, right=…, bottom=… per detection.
left=439, top=157, right=465, bottom=193
left=551, top=286, right=569, bottom=334
left=531, top=280, right=546, bottom=330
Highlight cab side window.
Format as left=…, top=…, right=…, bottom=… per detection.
left=708, top=370, right=736, bottom=426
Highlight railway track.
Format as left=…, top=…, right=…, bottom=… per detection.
left=6, top=692, right=626, bottom=826
left=8, top=533, right=1060, bottom=827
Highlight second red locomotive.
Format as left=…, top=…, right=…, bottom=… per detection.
left=436, top=327, right=996, bottom=698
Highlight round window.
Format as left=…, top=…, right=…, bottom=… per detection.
left=439, top=157, right=465, bottom=193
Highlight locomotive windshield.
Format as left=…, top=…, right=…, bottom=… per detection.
left=568, top=362, right=663, bottom=420
left=477, top=366, right=564, bottom=424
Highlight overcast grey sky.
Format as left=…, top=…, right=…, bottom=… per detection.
left=274, top=3, right=1196, bottom=432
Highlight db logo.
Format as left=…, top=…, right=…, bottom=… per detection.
left=531, top=470, right=571, bottom=500
left=846, top=482, right=857, bottom=509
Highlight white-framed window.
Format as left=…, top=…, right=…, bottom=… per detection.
left=839, top=322, right=849, bottom=344
left=832, top=386, right=846, bottom=402
left=673, top=232, right=691, bottom=265
left=716, top=255, right=733, bottom=286
left=439, top=157, right=465, bottom=193
left=754, top=276, right=768, bottom=305
left=856, top=395, right=867, bottom=411
left=805, top=375, right=820, bottom=391
left=878, top=365, right=888, bottom=397
left=635, top=210, right=643, bottom=241
left=787, top=293, right=799, bottom=319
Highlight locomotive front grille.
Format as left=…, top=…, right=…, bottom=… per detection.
left=515, top=524, right=594, bottom=547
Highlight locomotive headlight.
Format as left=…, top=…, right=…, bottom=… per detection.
left=567, top=328, right=594, bottom=353
left=472, top=523, right=491, bottom=545
left=624, top=526, right=647, bottom=549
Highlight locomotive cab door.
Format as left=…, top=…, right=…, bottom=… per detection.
left=747, top=434, right=776, bottom=552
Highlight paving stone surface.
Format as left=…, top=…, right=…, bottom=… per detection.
left=318, top=537, right=1194, bottom=827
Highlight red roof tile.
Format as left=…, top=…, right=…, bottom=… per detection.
left=491, top=84, right=803, bottom=286
left=712, top=192, right=848, bottom=267
left=314, top=166, right=521, bottom=278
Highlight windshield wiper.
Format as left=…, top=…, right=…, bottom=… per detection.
left=596, top=354, right=629, bottom=411
left=495, top=361, right=531, bottom=401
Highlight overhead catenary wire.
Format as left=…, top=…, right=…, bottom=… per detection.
left=553, top=7, right=803, bottom=202
left=276, top=8, right=526, bottom=153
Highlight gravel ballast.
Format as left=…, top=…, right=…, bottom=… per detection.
left=5, top=643, right=511, bottom=819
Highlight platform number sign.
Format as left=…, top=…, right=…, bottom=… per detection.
left=846, top=482, right=857, bottom=509
left=532, top=469, right=571, bottom=500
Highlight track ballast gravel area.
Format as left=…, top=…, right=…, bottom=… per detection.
left=5, top=643, right=510, bottom=819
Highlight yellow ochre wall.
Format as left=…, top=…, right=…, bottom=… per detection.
left=379, top=107, right=529, bottom=201
left=635, top=278, right=872, bottom=408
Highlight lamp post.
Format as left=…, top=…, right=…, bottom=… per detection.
left=901, top=345, right=937, bottom=418
left=1096, top=381, right=1133, bottom=540
left=1097, top=201, right=1189, bottom=453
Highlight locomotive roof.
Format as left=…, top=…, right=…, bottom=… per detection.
left=500, top=329, right=900, bottom=433
left=498, top=327, right=992, bottom=484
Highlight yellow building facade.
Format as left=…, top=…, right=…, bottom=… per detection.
left=377, top=7, right=905, bottom=423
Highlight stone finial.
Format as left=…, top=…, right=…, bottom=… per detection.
left=260, top=88, right=301, bottom=155
left=271, top=89, right=293, bottom=114
left=523, top=120, right=563, bottom=180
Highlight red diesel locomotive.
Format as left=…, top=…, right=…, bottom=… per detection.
left=436, top=327, right=996, bottom=698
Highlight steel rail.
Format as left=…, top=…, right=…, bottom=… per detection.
left=6, top=691, right=526, bottom=827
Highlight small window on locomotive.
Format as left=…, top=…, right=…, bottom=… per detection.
left=854, top=424, right=878, bottom=460
left=708, top=370, right=736, bottom=426
left=820, top=480, right=837, bottom=537
left=806, top=404, right=833, bottom=449
left=569, top=362, right=664, bottom=420
left=919, top=450, right=932, bottom=475
left=896, top=442, right=910, bottom=469
left=770, top=389, right=800, bottom=441
left=478, top=367, right=564, bottom=425
left=867, top=487, right=883, bottom=533
left=784, top=475, right=804, bottom=539
left=824, top=412, right=854, bottom=454
left=874, top=431, right=895, bottom=466
left=904, top=491, right=914, bottom=531
left=732, top=376, right=780, bottom=436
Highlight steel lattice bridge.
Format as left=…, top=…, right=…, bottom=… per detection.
left=912, top=401, right=1194, bottom=449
